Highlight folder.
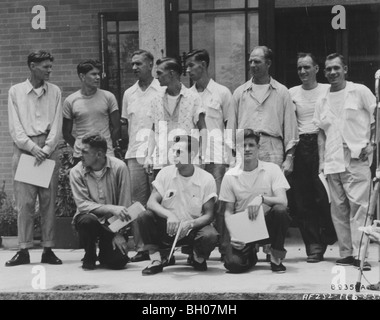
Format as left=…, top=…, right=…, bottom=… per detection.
left=107, top=202, right=146, bottom=232
left=14, top=154, right=56, bottom=188
left=318, top=172, right=331, bottom=203
left=225, top=206, right=269, bottom=244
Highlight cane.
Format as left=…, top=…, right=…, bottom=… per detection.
left=355, top=69, right=380, bottom=292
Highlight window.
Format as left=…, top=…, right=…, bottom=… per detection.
left=99, top=12, right=139, bottom=105
left=170, top=0, right=259, bottom=92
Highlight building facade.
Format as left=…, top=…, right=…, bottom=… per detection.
left=0, top=0, right=379, bottom=195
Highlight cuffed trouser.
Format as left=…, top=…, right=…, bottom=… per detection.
left=224, top=205, right=291, bottom=273
left=204, top=163, right=228, bottom=255
left=137, top=210, right=218, bottom=260
left=12, top=135, right=59, bottom=249
left=74, top=214, right=129, bottom=269
left=126, top=158, right=152, bottom=253
left=327, top=149, right=371, bottom=259
left=293, top=134, right=337, bottom=256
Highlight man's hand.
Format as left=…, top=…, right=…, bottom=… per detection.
left=143, top=156, right=153, bottom=175
left=231, top=238, right=246, bottom=250
left=367, top=220, right=380, bottom=245
left=166, top=214, right=180, bottom=237
left=31, top=145, right=48, bottom=166
left=110, top=206, right=131, bottom=222
left=281, top=156, right=294, bottom=176
left=178, top=219, right=193, bottom=240
left=112, top=233, right=128, bottom=256
left=359, top=143, right=373, bottom=162
left=247, top=196, right=262, bottom=221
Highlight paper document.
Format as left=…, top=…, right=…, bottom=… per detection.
left=318, top=172, right=331, bottom=203
left=107, top=202, right=145, bottom=232
left=14, top=154, right=56, bottom=188
left=225, top=206, right=269, bottom=244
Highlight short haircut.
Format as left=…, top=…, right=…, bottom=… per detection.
left=297, top=52, right=319, bottom=66
left=132, top=49, right=154, bottom=63
left=243, top=129, right=260, bottom=145
left=77, top=59, right=102, bottom=76
left=252, top=45, right=274, bottom=62
left=156, top=57, right=182, bottom=75
left=185, top=49, right=210, bottom=68
left=27, top=50, right=54, bottom=67
left=82, top=132, right=107, bottom=153
left=326, top=53, right=346, bottom=66
left=173, top=135, right=199, bottom=156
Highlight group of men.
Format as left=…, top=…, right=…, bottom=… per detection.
left=5, top=46, right=378, bottom=276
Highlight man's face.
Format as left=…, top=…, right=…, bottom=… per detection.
left=156, top=63, right=172, bottom=87
left=324, top=57, right=347, bottom=86
left=81, top=144, right=98, bottom=168
left=30, top=60, right=53, bottom=82
left=132, top=54, right=153, bottom=80
left=297, top=56, right=318, bottom=85
left=249, top=48, right=270, bottom=80
left=80, top=67, right=101, bottom=89
left=186, top=56, right=204, bottom=82
left=172, top=141, right=192, bottom=167
left=241, top=137, right=260, bottom=162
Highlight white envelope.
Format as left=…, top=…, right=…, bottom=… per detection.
left=14, top=154, right=56, bottom=188
left=225, top=206, right=269, bottom=244
left=107, top=202, right=146, bottom=232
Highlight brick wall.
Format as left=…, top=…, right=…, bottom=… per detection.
left=0, top=0, right=137, bottom=195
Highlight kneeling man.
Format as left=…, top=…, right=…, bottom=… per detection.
left=137, top=135, right=218, bottom=275
left=220, top=129, right=291, bottom=273
left=70, top=132, right=132, bottom=270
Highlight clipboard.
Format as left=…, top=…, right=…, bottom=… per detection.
left=225, top=206, right=269, bottom=244
left=14, top=154, right=56, bottom=188
left=107, top=202, right=146, bottom=232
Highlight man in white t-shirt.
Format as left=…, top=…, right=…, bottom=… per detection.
left=121, top=50, right=165, bottom=263
left=220, top=129, right=291, bottom=273
left=313, top=53, right=376, bottom=270
left=289, top=52, right=336, bottom=263
left=63, top=59, right=121, bottom=164
left=137, top=135, right=218, bottom=275
left=185, top=49, right=232, bottom=261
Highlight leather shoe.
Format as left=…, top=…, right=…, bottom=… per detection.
left=82, top=261, right=96, bottom=270
left=130, top=251, right=150, bottom=263
left=142, top=261, right=163, bottom=275
left=307, top=254, right=324, bottom=263
left=162, top=255, right=175, bottom=267
left=189, top=255, right=207, bottom=271
left=5, top=251, right=30, bottom=267
left=41, top=250, right=62, bottom=265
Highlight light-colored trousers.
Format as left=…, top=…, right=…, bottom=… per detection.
left=327, top=149, right=371, bottom=259
left=12, top=135, right=59, bottom=249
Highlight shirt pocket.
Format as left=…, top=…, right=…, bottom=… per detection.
left=206, top=100, right=222, bottom=119
left=344, top=101, right=359, bottom=122
left=162, top=189, right=177, bottom=208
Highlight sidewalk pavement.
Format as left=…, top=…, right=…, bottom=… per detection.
left=1, top=230, right=380, bottom=301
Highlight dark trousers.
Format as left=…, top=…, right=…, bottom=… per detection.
left=74, top=214, right=129, bottom=270
left=293, top=134, right=337, bottom=256
left=224, top=205, right=291, bottom=273
left=137, top=210, right=218, bottom=260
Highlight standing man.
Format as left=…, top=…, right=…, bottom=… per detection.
left=63, top=59, right=121, bottom=165
left=227, top=46, right=298, bottom=172
left=314, top=53, right=376, bottom=270
left=121, top=50, right=164, bottom=263
left=137, top=135, right=218, bottom=275
left=289, top=52, right=336, bottom=263
left=220, top=129, right=291, bottom=273
left=144, top=57, right=207, bottom=175
left=185, top=49, right=232, bottom=260
left=70, top=133, right=132, bottom=270
left=6, top=50, right=63, bottom=266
